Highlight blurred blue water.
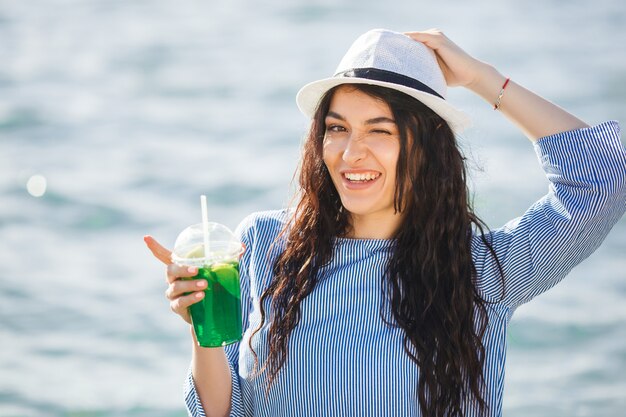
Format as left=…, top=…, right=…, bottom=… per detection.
left=1, top=1, right=625, bottom=416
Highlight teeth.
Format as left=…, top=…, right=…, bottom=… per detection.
left=345, top=172, right=380, bottom=181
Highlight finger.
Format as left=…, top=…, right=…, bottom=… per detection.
left=144, top=235, right=173, bottom=265
left=166, top=263, right=199, bottom=284
left=171, top=291, right=205, bottom=315
left=403, top=30, right=447, bottom=49
left=166, top=278, right=208, bottom=300
left=403, top=29, right=444, bottom=38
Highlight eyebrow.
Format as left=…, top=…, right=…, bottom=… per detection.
left=326, top=111, right=396, bottom=125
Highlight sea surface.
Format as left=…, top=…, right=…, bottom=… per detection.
left=1, top=1, right=625, bottom=416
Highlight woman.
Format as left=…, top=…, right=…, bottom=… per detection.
left=145, top=29, right=626, bottom=417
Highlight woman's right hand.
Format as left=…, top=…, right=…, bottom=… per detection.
left=146, top=234, right=234, bottom=415
left=144, top=235, right=206, bottom=324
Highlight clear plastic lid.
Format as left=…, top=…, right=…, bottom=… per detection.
left=171, top=222, right=243, bottom=267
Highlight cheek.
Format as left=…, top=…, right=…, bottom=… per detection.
left=322, top=138, right=339, bottom=166
left=377, top=142, right=400, bottom=193
left=371, top=141, right=400, bottom=173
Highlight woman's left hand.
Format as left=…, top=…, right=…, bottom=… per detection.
left=404, top=29, right=489, bottom=89
left=406, top=29, right=588, bottom=141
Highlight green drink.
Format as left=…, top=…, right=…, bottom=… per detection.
left=188, top=261, right=242, bottom=347
left=172, top=222, right=244, bottom=348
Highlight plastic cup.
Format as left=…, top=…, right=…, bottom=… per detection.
left=172, top=222, right=244, bottom=347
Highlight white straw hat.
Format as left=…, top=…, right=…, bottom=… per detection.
left=296, top=29, right=471, bottom=133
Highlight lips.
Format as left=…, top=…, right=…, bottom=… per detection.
left=341, top=171, right=381, bottom=183
left=343, top=172, right=381, bottom=182
left=340, top=170, right=382, bottom=189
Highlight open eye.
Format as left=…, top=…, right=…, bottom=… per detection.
left=326, top=124, right=347, bottom=133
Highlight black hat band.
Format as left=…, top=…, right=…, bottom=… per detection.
left=334, top=67, right=445, bottom=100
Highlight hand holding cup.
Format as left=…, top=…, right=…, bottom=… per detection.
left=144, top=235, right=207, bottom=324
left=145, top=221, right=245, bottom=347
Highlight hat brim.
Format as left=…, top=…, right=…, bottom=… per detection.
left=296, top=77, right=471, bottom=134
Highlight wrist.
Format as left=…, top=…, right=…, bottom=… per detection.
left=466, top=63, right=506, bottom=102
left=190, top=325, right=227, bottom=352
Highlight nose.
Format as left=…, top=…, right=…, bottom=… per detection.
left=342, top=133, right=367, bottom=164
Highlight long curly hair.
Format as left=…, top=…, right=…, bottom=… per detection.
left=249, top=84, right=504, bottom=417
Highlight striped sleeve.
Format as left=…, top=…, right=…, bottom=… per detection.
left=473, top=121, right=626, bottom=310
left=182, top=216, right=255, bottom=417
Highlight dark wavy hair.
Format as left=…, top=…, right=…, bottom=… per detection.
left=249, top=84, right=504, bottom=417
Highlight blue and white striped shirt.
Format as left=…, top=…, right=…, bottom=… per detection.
left=184, top=121, right=626, bottom=417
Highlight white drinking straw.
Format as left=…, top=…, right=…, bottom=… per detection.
left=200, top=195, right=210, bottom=261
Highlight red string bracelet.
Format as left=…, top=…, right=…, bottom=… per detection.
left=493, top=77, right=510, bottom=110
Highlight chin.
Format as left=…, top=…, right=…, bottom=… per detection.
left=340, top=200, right=388, bottom=217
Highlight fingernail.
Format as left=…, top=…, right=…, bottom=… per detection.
left=195, top=292, right=204, bottom=299
left=188, top=266, right=197, bottom=274
left=196, top=280, right=206, bottom=288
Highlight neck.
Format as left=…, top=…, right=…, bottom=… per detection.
left=347, top=211, right=403, bottom=239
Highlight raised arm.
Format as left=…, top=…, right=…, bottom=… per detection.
left=402, top=30, right=626, bottom=310
left=405, top=29, right=589, bottom=141
left=471, top=121, right=625, bottom=309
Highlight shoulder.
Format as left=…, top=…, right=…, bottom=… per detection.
left=235, top=208, right=293, bottom=247
left=235, top=209, right=292, bottom=277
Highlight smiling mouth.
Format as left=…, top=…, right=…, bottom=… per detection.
left=343, top=172, right=381, bottom=183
